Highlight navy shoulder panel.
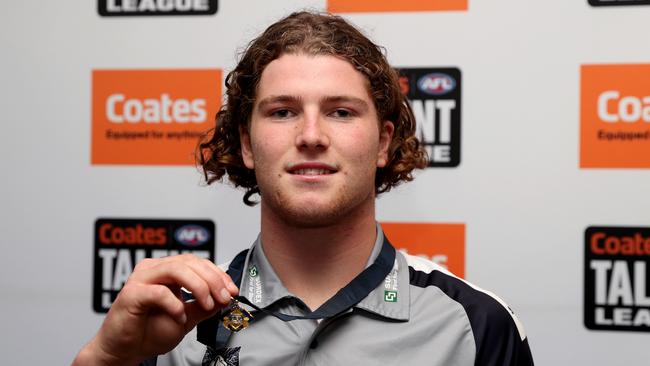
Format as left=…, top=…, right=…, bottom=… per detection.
left=405, top=254, right=533, bottom=366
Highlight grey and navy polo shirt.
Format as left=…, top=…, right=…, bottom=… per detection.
left=153, top=228, right=533, bottom=366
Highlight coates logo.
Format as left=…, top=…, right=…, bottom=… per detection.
left=398, top=67, right=462, bottom=167
left=580, top=64, right=650, bottom=168
left=328, top=0, right=467, bottom=12
left=584, top=226, right=650, bottom=332
left=92, top=69, right=221, bottom=165
left=174, top=225, right=210, bottom=247
left=589, top=0, right=650, bottom=6
left=98, top=222, right=166, bottom=245
left=381, top=222, right=465, bottom=277
left=98, top=0, right=218, bottom=16
left=417, top=73, right=456, bottom=96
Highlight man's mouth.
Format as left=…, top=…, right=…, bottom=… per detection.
left=287, top=163, right=338, bottom=176
left=291, top=168, right=334, bottom=176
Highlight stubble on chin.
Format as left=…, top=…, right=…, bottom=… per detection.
left=261, top=184, right=371, bottom=229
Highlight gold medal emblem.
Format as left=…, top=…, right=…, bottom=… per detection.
left=222, top=298, right=253, bottom=332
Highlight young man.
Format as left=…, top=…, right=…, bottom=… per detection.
left=74, top=11, right=534, bottom=366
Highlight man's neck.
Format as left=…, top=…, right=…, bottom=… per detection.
left=259, top=201, right=378, bottom=311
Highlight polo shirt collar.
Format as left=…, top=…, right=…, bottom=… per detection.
left=355, top=233, right=410, bottom=321
left=237, top=224, right=410, bottom=322
left=238, top=234, right=292, bottom=309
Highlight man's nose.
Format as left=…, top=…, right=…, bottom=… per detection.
left=295, top=111, right=330, bottom=150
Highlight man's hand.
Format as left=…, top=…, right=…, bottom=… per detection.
left=72, top=254, right=238, bottom=366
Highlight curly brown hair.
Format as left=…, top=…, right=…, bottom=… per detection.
left=197, top=11, right=427, bottom=206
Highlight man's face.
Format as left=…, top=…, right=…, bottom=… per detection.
left=241, top=53, right=393, bottom=227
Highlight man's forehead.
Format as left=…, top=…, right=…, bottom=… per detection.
left=253, top=53, right=373, bottom=104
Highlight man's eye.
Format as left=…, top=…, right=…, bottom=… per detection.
left=331, top=109, right=353, bottom=118
left=271, top=109, right=293, bottom=118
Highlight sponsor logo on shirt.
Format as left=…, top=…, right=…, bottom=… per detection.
left=397, top=68, right=462, bottom=167
left=91, top=69, right=221, bottom=165
left=383, top=267, right=399, bottom=302
left=247, top=264, right=263, bottom=304
left=580, top=64, right=650, bottom=168
left=384, top=291, right=398, bottom=302
left=584, top=226, right=650, bottom=332
left=93, top=218, right=216, bottom=313
left=249, top=264, right=258, bottom=277
left=327, top=0, right=467, bottom=12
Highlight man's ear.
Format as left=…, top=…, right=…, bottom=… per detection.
left=377, top=120, right=394, bottom=168
left=240, top=125, right=255, bottom=169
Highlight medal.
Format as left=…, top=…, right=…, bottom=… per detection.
left=222, top=297, right=253, bottom=332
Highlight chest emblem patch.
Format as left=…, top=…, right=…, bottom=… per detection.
left=202, top=346, right=240, bottom=366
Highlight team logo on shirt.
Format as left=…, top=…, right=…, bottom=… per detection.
left=203, top=346, right=240, bottom=366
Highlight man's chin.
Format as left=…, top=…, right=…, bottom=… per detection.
left=263, top=194, right=355, bottom=228
left=260, top=185, right=373, bottom=228
left=274, top=203, right=347, bottom=228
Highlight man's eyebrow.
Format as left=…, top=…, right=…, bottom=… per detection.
left=256, top=95, right=302, bottom=111
left=320, top=96, right=370, bottom=111
left=256, top=95, right=370, bottom=111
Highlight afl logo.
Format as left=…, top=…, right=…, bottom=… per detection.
left=175, top=225, right=210, bottom=247
left=417, top=73, right=456, bottom=96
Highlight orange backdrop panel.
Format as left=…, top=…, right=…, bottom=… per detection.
left=580, top=64, right=650, bottom=168
left=381, top=222, right=465, bottom=277
left=327, top=0, right=468, bottom=13
left=92, top=69, right=221, bottom=165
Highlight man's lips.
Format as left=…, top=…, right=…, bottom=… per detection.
left=286, top=162, right=338, bottom=176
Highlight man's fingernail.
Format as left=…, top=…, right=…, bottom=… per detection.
left=219, top=288, right=231, bottom=303
left=206, top=296, right=214, bottom=310
left=227, top=282, right=239, bottom=293
left=179, top=313, right=187, bottom=324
